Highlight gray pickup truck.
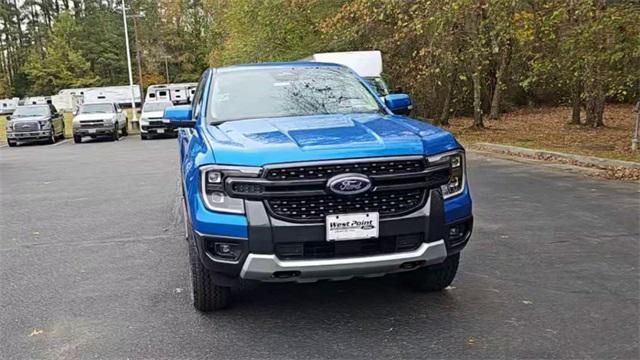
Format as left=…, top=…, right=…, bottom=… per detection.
left=5, top=104, right=65, bottom=147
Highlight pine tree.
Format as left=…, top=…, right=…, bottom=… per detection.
left=23, top=11, right=97, bottom=95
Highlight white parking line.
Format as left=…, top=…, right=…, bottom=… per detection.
left=53, top=139, right=70, bottom=146
left=0, top=144, right=8, bottom=148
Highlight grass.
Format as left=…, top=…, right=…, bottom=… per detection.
left=0, top=108, right=140, bottom=141
left=448, top=104, right=640, bottom=162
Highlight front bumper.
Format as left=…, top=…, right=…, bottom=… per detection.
left=190, top=188, right=473, bottom=284
left=7, top=131, right=51, bottom=141
left=140, top=123, right=177, bottom=135
left=74, top=127, right=114, bottom=136
left=241, top=240, right=447, bottom=282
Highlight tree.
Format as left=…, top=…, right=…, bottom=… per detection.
left=22, top=11, right=97, bottom=95
left=487, top=0, right=517, bottom=120
left=214, top=0, right=344, bottom=66
left=520, top=0, right=640, bottom=127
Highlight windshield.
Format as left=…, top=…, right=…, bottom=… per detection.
left=365, top=77, right=389, bottom=96
left=79, top=103, right=114, bottom=114
left=209, top=67, right=381, bottom=122
left=12, top=106, right=49, bottom=117
left=143, top=102, right=172, bottom=113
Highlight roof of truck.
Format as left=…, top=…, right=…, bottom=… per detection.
left=214, top=61, right=347, bottom=73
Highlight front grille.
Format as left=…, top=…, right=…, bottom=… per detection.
left=266, top=189, right=426, bottom=222
left=275, top=233, right=423, bottom=260
left=148, top=120, right=164, bottom=127
left=265, top=158, right=426, bottom=181
left=14, top=121, right=39, bottom=132
left=80, top=121, right=105, bottom=128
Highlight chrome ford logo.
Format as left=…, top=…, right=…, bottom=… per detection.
left=327, top=173, right=372, bottom=195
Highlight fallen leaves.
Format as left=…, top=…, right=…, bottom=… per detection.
left=28, top=329, right=44, bottom=337
left=449, top=104, right=640, bottom=163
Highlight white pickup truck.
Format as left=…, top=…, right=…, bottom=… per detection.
left=139, top=101, right=176, bottom=140
left=72, top=102, right=128, bottom=143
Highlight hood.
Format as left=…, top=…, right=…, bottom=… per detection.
left=73, top=113, right=116, bottom=122
left=8, top=115, right=48, bottom=123
left=205, top=113, right=460, bottom=166
left=141, top=111, right=164, bottom=120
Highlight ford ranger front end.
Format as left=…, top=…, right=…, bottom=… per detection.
left=166, top=63, right=473, bottom=312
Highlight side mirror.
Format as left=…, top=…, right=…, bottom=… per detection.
left=384, top=93, right=413, bottom=116
left=164, top=105, right=195, bottom=128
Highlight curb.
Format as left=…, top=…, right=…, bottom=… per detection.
left=472, top=143, right=640, bottom=170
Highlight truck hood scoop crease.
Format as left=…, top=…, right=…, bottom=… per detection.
left=206, top=114, right=454, bottom=166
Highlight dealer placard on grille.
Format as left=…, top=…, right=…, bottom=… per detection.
left=326, top=212, right=379, bottom=241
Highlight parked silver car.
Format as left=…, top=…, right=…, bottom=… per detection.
left=72, top=102, right=128, bottom=143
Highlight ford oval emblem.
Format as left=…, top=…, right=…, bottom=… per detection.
left=327, top=173, right=372, bottom=195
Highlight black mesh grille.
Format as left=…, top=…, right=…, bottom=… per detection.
left=426, top=170, right=450, bottom=185
left=14, top=121, right=39, bottom=132
left=266, top=158, right=426, bottom=181
left=266, top=189, right=426, bottom=222
left=275, top=233, right=423, bottom=260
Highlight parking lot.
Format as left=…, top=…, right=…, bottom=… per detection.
left=0, top=137, right=638, bottom=359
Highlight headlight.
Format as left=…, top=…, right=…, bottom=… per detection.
left=200, top=165, right=262, bottom=214
left=104, top=117, right=114, bottom=125
left=39, top=121, right=51, bottom=129
left=428, top=150, right=466, bottom=199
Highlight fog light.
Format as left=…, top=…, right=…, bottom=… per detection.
left=449, top=226, right=461, bottom=237
left=213, top=242, right=242, bottom=261
left=448, top=223, right=467, bottom=244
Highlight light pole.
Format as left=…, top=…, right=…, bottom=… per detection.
left=129, top=12, right=144, bottom=109
left=121, top=0, right=138, bottom=123
left=162, top=56, right=170, bottom=83
left=633, top=101, right=639, bottom=151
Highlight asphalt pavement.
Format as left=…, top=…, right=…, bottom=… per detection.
left=1, top=136, right=638, bottom=359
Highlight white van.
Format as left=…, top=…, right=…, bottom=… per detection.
left=51, top=94, right=83, bottom=113
left=0, top=97, right=19, bottom=114
left=79, top=85, right=141, bottom=105
left=58, top=87, right=93, bottom=97
left=23, top=96, right=51, bottom=106
left=146, top=83, right=198, bottom=104
left=307, top=51, right=390, bottom=96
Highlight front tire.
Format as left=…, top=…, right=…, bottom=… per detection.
left=7, top=140, right=17, bottom=147
left=47, top=129, right=56, bottom=144
left=73, top=134, right=82, bottom=144
left=122, top=122, right=128, bottom=136
left=140, top=133, right=149, bottom=140
left=401, top=253, right=460, bottom=291
left=188, top=233, right=231, bottom=312
left=111, top=124, right=119, bottom=141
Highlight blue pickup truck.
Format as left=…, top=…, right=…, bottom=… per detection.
left=165, top=62, right=473, bottom=311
